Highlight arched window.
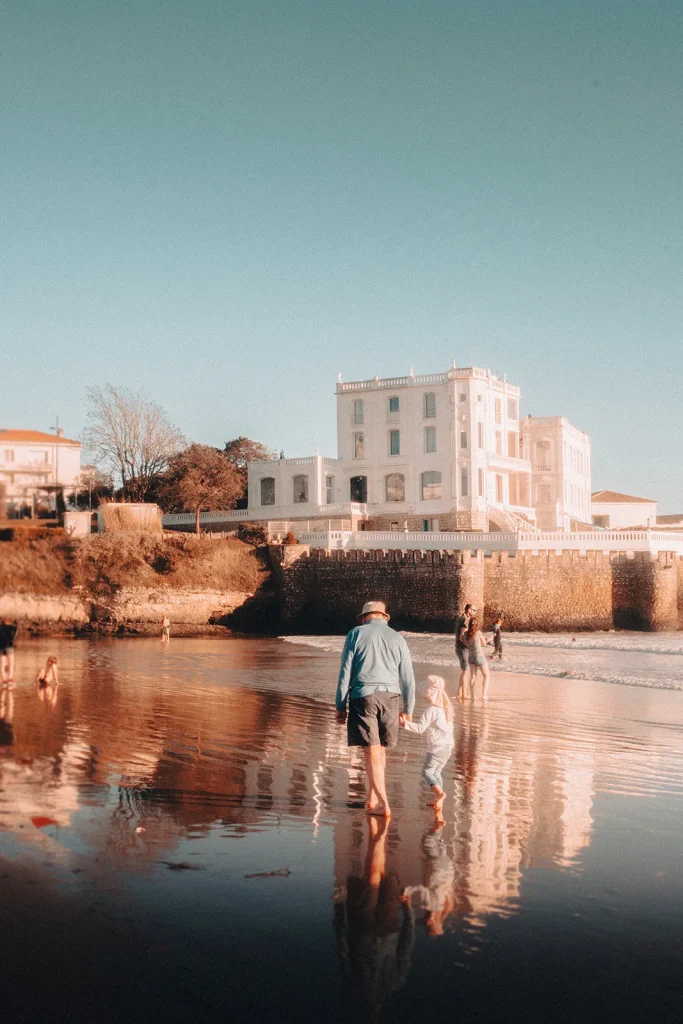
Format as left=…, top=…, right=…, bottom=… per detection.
left=420, top=471, right=442, bottom=500
left=260, top=477, right=275, bottom=506
left=293, top=474, right=308, bottom=504
left=350, top=476, right=367, bottom=503
left=385, top=473, right=405, bottom=502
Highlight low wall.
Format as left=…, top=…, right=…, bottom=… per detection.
left=270, top=546, right=683, bottom=633
left=93, top=588, right=252, bottom=625
left=0, top=587, right=253, bottom=630
left=0, top=592, right=90, bottom=624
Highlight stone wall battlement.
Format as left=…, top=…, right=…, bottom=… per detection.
left=271, top=544, right=683, bottom=633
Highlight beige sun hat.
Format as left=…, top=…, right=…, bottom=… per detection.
left=358, top=600, right=390, bottom=621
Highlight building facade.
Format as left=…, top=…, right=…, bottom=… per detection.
left=0, top=429, right=81, bottom=516
left=245, top=365, right=592, bottom=533
left=591, top=490, right=657, bottom=529
left=521, top=416, right=592, bottom=530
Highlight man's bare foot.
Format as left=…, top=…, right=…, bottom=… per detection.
left=366, top=803, right=391, bottom=817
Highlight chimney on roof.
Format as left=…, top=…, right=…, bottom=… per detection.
left=57, top=428, right=64, bottom=438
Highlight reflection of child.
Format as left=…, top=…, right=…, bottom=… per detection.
left=401, top=676, right=454, bottom=812
left=401, top=821, right=455, bottom=937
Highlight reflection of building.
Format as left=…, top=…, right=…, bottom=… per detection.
left=245, top=366, right=590, bottom=532
left=0, top=428, right=81, bottom=515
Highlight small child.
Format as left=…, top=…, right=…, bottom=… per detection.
left=489, top=616, right=503, bottom=660
left=401, top=676, right=454, bottom=811
left=161, top=616, right=171, bottom=643
left=36, top=656, right=59, bottom=690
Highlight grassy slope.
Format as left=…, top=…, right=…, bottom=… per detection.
left=0, top=533, right=266, bottom=597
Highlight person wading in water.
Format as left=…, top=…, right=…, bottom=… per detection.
left=336, top=601, right=415, bottom=818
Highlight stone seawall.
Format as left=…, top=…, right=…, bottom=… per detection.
left=0, top=588, right=252, bottom=631
left=270, top=546, right=683, bottom=633
left=272, top=546, right=483, bottom=632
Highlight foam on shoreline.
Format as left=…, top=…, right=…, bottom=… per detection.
left=281, top=631, right=683, bottom=693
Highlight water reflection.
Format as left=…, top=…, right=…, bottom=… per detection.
left=1, top=638, right=683, bottom=1022
left=334, top=816, right=414, bottom=1014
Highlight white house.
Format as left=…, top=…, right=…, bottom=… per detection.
left=246, top=365, right=591, bottom=533
left=591, top=490, right=657, bottom=530
left=0, top=429, right=81, bottom=516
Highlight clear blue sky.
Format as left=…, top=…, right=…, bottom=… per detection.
left=2, top=1, right=681, bottom=509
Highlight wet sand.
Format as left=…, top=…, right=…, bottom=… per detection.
left=2, top=637, right=683, bottom=1023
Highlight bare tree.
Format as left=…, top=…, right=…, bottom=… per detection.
left=83, top=385, right=185, bottom=501
left=160, top=444, right=242, bottom=533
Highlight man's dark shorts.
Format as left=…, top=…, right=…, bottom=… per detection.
left=456, top=647, right=468, bottom=671
left=347, top=692, right=400, bottom=748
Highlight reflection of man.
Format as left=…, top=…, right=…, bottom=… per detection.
left=336, top=601, right=415, bottom=817
left=334, top=817, right=414, bottom=1013
left=0, top=687, right=14, bottom=746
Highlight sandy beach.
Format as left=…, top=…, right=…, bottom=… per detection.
left=2, top=635, right=683, bottom=1023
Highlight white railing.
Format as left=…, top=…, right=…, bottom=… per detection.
left=292, top=529, right=683, bottom=555
left=487, top=453, right=532, bottom=470
left=162, top=509, right=251, bottom=526
left=296, top=530, right=517, bottom=552
left=247, top=456, right=318, bottom=469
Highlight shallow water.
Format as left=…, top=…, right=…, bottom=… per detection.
left=286, top=629, right=683, bottom=692
left=2, top=637, right=683, bottom=1023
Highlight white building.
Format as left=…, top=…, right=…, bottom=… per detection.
left=0, top=429, right=81, bottom=516
left=591, top=490, right=657, bottom=530
left=246, top=365, right=591, bottom=533
left=521, top=416, right=592, bottom=530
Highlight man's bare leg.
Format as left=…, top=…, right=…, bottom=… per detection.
left=456, top=667, right=467, bottom=699
left=364, top=745, right=390, bottom=816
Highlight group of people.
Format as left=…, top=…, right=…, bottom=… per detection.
left=0, top=617, right=60, bottom=702
left=455, top=603, right=504, bottom=701
left=336, top=599, right=503, bottom=821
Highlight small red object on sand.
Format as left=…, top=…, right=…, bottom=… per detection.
left=31, top=816, right=59, bottom=829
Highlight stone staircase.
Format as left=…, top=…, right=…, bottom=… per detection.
left=488, top=508, right=541, bottom=533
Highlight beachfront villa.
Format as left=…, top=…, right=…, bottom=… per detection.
left=0, top=428, right=82, bottom=516
left=590, top=490, right=658, bottom=530
left=245, top=365, right=592, bottom=533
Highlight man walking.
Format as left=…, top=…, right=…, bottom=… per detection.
left=0, top=619, right=18, bottom=690
left=336, top=601, right=415, bottom=818
left=454, top=604, right=475, bottom=699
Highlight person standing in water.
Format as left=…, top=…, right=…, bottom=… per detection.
left=0, top=619, right=18, bottom=689
left=489, top=616, right=504, bottom=660
left=454, top=604, right=475, bottom=699
left=36, top=656, right=59, bottom=705
left=336, top=601, right=415, bottom=818
left=401, top=675, right=454, bottom=817
left=161, top=616, right=171, bottom=643
left=462, top=616, right=491, bottom=699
